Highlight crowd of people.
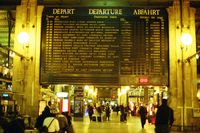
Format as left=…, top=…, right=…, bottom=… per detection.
left=87, top=103, right=151, bottom=123
left=86, top=99, right=174, bottom=133
left=35, top=101, right=74, bottom=133
left=0, top=99, right=174, bottom=133
left=0, top=101, right=74, bottom=133
left=87, top=104, right=111, bottom=122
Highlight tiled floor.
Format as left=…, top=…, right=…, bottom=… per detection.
left=73, top=112, right=155, bottom=133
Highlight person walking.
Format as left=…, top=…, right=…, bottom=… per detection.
left=105, top=105, right=111, bottom=121
left=138, top=103, right=147, bottom=128
left=116, top=105, right=119, bottom=115
left=88, top=105, right=94, bottom=121
left=155, top=99, right=174, bottom=133
left=124, top=105, right=129, bottom=122
left=120, top=104, right=125, bottom=122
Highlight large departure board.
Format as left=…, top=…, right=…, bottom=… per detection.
left=40, top=7, right=169, bottom=85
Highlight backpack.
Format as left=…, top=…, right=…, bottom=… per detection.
left=40, top=126, right=48, bottom=133
left=39, top=118, right=55, bottom=133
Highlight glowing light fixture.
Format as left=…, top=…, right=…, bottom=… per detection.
left=125, top=86, right=130, bottom=91
left=84, top=85, right=89, bottom=90
left=180, top=33, right=192, bottom=46
left=196, top=54, right=199, bottom=59
left=121, top=89, right=126, bottom=94
left=18, top=32, right=30, bottom=45
left=9, top=51, right=15, bottom=57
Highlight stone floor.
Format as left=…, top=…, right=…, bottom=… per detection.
left=72, top=112, right=199, bottom=133
left=73, top=113, right=155, bottom=133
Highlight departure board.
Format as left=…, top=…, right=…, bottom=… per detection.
left=40, top=7, right=169, bottom=85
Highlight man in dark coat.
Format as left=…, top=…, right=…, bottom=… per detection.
left=88, top=105, right=94, bottom=121
left=105, top=105, right=111, bottom=121
left=120, top=104, right=125, bottom=122
left=138, top=103, right=147, bottom=128
left=155, top=99, right=174, bottom=133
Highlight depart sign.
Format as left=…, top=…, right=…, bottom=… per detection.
left=40, top=7, right=169, bottom=85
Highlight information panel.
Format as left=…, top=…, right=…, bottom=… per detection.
left=40, top=7, right=169, bottom=85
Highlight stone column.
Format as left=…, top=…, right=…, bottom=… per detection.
left=118, top=86, right=128, bottom=106
left=144, top=87, right=148, bottom=104
left=13, top=0, right=43, bottom=118
left=168, top=0, right=200, bottom=131
left=118, top=88, right=121, bottom=105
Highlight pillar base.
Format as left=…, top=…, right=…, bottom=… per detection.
left=171, top=125, right=200, bottom=132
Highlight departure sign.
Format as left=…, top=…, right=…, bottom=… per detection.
left=40, top=7, right=169, bottom=85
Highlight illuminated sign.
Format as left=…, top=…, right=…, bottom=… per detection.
left=2, top=93, right=9, bottom=97
left=56, top=92, right=68, bottom=98
left=139, top=78, right=149, bottom=83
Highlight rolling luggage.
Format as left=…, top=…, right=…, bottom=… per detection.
left=97, top=116, right=101, bottom=122
left=92, top=116, right=96, bottom=121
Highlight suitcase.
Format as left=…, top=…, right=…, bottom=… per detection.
left=97, top=116, right=101, bottom=122
left=92, top=116, right=96, bottom=121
